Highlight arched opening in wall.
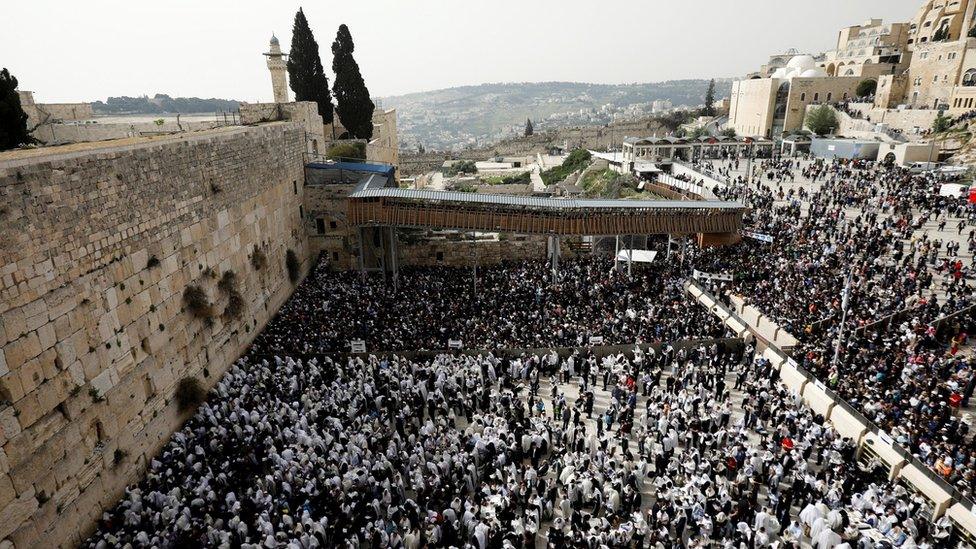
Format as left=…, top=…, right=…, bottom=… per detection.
left=337, top=131, right=350, bottom=140
left=312, top=139, right=319, bottom=154
left=773, top=82, right=790, bottom=121
left=883, top=152, right=896, bottom=166
left=963, top=69, right=976, bottom=86
left=826, top=63, right=837, bottom=76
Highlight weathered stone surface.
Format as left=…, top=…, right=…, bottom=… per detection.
left=0, top=122, right=310, bottom=548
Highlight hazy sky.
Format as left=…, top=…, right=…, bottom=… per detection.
left=3, top=0, right=922, bottom=103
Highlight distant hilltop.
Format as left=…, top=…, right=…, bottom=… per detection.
left=92, top=94, right=241, bottom=115
left=379, top=80, right=733, bottom=152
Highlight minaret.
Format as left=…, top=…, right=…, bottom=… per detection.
left=263, top=34, right=289, bottom=103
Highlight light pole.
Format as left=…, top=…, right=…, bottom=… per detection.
left=831, top=270, right=854, bottom=369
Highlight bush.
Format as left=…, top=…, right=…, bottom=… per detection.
left=217, top=270, right=237, bottom=294
left=444, top=160, right=478, bottom=176
left=720, top=128, right=737, bottom=138
left=804, top=105, right=839, bottom=136
left=182, top=285, right=214, bottom=319
left=175, top=377, right=206, bottom=411
left=326, top=141, right=366, bottom=162
left=250, top=248, right=268, bottom=271
left=286, top=249, right=301, bottom=283
left=933, top=112, right=952, bottom=134
left=224, top=292, right=245, bottom=320
left=856, top=79, right=877, bottom=98
left=146, top=255, right=160, bottom=269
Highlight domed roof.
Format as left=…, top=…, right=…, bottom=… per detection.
left=771, top=67, right=794, bottom=79
left=270, top=33, right=279, bottom=45
left=786, top=55, right=816, bottom=72
left=799, top=68, right=828, bottom=78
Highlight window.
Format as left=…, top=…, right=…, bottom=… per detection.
left=827, top=92, right=832, bottom=101
left=329, top=220, right=337, bottom=229
left=316, top=218, right=325, bottom=234
left=299, top=205, right=304, bottom=219
left=920, top=52, right=929, bottom=60
left=934, top=75, right=939, bottom=83
left=964, top=69, right=976, bottom=86
left=332, top=252, right=339, bottom=261
left=813, top=93, right=819, bottom=101
left=436, top=251, right=444, bottom=262
left=293, top=180, right=298, bottom=194
left=800, top=93, right=806, bottom=101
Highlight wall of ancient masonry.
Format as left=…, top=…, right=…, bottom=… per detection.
left=0, top=122, right=309, bottom=548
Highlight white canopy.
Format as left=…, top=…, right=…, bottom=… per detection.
left=616, top=250, right=658, bottom=263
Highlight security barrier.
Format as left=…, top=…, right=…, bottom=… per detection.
left=685, top=280, right=976, bottom=539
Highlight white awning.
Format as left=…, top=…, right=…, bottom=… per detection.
left=634, top=162, right=661, bottom=173
left=616, top=250, right=658, bottom=263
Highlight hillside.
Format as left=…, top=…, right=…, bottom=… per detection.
left=381, top=80, right=732, bottom=151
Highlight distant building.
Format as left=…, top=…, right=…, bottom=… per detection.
left=729, top=56, right=861, bottom=137
left=821, top=19, right=911, bottom=78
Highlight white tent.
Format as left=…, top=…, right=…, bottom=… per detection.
left=615, top=250, right=658, bottom=263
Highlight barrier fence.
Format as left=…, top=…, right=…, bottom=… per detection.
left=685, top=279, right=976, bottom=544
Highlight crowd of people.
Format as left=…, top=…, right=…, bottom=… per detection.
left=690, top=155, right=976, bottom=500
left=252, top=258, right=729, bottom=354
left=86, top=339, right=957, bottom=547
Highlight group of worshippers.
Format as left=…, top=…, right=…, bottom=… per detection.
left=84, top=327, right=955, bottom=548
left=252, top=257, right=729, bottom=355
left=690, top=155, right=976, bottom=501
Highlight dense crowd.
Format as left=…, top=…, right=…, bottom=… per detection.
left=86, top=341, right=955, bottom=548
left=690, top=156, right=976, bottom=498
left=252, top=258, right=729, bottom=354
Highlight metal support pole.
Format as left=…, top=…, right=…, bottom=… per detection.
left=627, top=235, right=633, bottom=276
left=551, top=235, right=560, bottom=278
left=380, top=229, right=387, bottom=284
left=471, top=232, right=478, bottom=298
left=390, top=226, right=399, bottom=291
left=614, top=235, right=620, bottom=272
left=357, top=227, right=366, bottom=278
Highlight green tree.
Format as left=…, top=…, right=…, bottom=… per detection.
left=655, top=110, right=692, bottom=133
left=326, top=141, right=366, bottom=161
left=933, top=112, right=952, bottom=133
left=804, top=105, right=839, bottom=136
left=689, top=126, right=709, bottom=139
left=332, top=24, right=375, bottom=139
left=524, top=118, right=534, bottom=137
left=0, top=68, right=31, bottom=151
left=720, top=128, right=737, bottom=138
left=856, top=79, right=877, bottom=98
left=287, top=9, right=334, bottom=124
left=701, top=79, right=716, bottom=117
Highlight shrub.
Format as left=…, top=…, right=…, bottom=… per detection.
left=217, top=270, right=238, bottom=294
left=113, top=448, right=128, bottom=465
left=146, top=255, right=160, bottom=269
left=326, top=141, right=367, bottom=162
left=286, top=249, right=301, bottom=283
left=182, top=285, right=214, bottom=319
left=250, top=248, right=268, bottom=271
left=224, top=292, right=245, bottom=320
left=856, top=79, right=877, bottom=98
left=804, top=105, right=839, bottom=136
left=444, top=160, right=478, bottom=176
left=175, top=377, right=206, bottom=412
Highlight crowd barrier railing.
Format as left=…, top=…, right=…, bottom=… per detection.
left=685, top=279, right=976, bottom=537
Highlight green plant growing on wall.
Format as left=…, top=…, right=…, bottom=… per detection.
left=856, top=79, right=877, bottom=98
left=175, top=377, right=206, bottom=411
left=286, top=249, right=301, bottom=283
left=250, top=248, right=268, bottom=271
left=182, top=285, right=214, bottom=319
left=218, top=270, right=245, bottom=320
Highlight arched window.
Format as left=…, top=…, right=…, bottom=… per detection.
left=963, top=69, right=976, bottom=87
left=800, top=93, right=806, bottom=101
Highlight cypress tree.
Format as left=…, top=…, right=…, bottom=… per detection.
left=524, top=118, right=534, bottom=137
left=702, top=79, right=716, bottom=117
left=331, top=24, right=375, bottom=139
left=0, top=68, right=31, bottom=151
left=286, top=8, right=334, bottom=124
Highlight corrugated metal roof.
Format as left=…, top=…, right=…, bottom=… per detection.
left=348, top=188, right=744, bottom=211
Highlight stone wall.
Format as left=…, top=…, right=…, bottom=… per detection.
left=0, top=122, right=309, bottom=548
left=398, top=236, right=565, bottom=267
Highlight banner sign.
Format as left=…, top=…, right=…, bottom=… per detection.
left=588, top=336, right=604, bottom=345
left=742, top=230, right=774, bottom=244
left=693, top=269, right=733, bottom=282
left=448, top=339, right=463, bottom=349
left=350, top=340, right=366, bottom=353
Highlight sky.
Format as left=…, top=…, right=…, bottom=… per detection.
left=2, top=0, right=922, bottom=104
